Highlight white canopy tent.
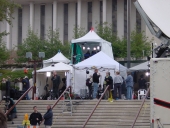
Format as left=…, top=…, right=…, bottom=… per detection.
left=73, top=51, right=127, bottom=94
left=37, top=62, right=72, bottom=73
left=43, top=52, right=70, bottom=67
left=36, top=62, right=73, bottom=97
left=130, top=61, right=149, bottom=71
left=138, top=0, right=170, bottom=38
left=71, top=30, right=114, bottom=59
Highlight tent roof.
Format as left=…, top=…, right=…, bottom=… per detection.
left=71, top=30, right=111, bottom=44
left=138, top=0, right=170, bottom=38
left=129, top=61, right=149, bottom=71
left=43, top=52, right=70, bottom=64
left=37, top=62, right=72, bottom=73
left=74, top=51, right=126, bottom=71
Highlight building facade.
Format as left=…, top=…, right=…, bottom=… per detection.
left=0, top=0, right=160, bottom=50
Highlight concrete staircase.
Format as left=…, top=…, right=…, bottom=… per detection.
left=0, top=100, right=150, bottom=128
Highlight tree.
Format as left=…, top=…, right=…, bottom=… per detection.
left=16, top=28, right=71, bottom=63
left=0, top=0, right=20, bottom=37
left=46, top=29, right=71, bottom=59
left=96, top=22, right=127, bottom=58
left=130, top=30, right=152, bottom=60
left=0, top=39, right=9, bottom=64
left=72, top=26, right=86, bottom=39
left=16, top=28, right=47, bottom=63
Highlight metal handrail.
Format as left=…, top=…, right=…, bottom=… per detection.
left=131, top=87, right=150, bottom=128
left=40, top=86, right=71, bottom=124
left=82, top=85, right=109, bottom=128
left=51, top=86, right=71, bottom=109
left=5, top=86, right=33, bottom=115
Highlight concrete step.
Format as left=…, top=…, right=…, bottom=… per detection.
left=4, top=99, right=150, bottom=128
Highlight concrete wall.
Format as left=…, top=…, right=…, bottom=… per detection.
left=117, top=0, right=124, bottom=38
left=0, top=0, right=156, bottom=50
left=34, top=4, right=40, bottom=36
left=45, top=3, right=53, bottom=39
left=22, top=5, right=30, bottom=40
left=68, top=2, right=76, bottom=41
left=11, top=8, right=18, bottom=49
left=92, top=0, right=99, bottom=29
left=81, top=1, right=87, bottom=31
left=106, top=0, right=112, bottom=24
left=57, top=2, right=64, bottom=43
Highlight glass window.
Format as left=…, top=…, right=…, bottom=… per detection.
left=136, top=9, right=141, bottom=32
left=124, top=0, right=127, bottom=39
left=100, top=1, right=103, bottom=25
left=40, top=5, right=45, bottom=40
left=64, top=3, right=68, bottom=42
left=87, top=2, right=92, bottom=31
left=112, top=0, right=117, bottom=34
left=18, top=8, right=22, bottom=44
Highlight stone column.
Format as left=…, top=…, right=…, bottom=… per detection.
left=103, top=0, right=107, bottom=23
left=30, top=2, right=34, bottom=30
left=53, top=0, right=57, bottom=31
left=77, top=0, right=81, bottom=27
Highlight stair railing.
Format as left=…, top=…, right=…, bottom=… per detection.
left=40, top=86, right=72, bottom=124
left=131, top=87, right=150, bottom=128
left=5, top=86, right=33, bottom=115
left=82, top=85, right=109, bottom=128
left=51, top=86, right=71, bottom=109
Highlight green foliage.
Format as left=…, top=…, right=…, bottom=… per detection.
left=46, top=29, right=71, bottom=59
left=16, top=28, right=47, bottom=62
left=72, top=25, right=86, bottom=39
left=0, top=0, right=20, bottom=24
left=0, top=70, right=33, bottom=82
left=131, top=30, right=152, bottom=59
left=16, top=28, right=71, bottom=63
left=0, top=39, right=10, bottom=65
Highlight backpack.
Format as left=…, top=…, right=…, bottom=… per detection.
left=86, top=78, right=91, bottom=86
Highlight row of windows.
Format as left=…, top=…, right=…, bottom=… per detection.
left=17, top=1, right=142, bottom=44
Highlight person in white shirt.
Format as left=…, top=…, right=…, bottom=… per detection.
left=114, top=71, right=123, bottom=100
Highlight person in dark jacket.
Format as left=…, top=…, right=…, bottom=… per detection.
left=43, top=105, right=53, bottom=128
left=138, top=74, right=147, bottom=90
left=29, top=106, right=42, bottom=126
left=92, top=69, right=100, bottom=99
left=51, top=71, right=61, bottom=99
left=7, top=98, right=17, bottom=124
left=6, top=77, right=10, bottom=101
left=24, top=76, right=30, bottom=100
left=104, top=72, right=113, bottom=99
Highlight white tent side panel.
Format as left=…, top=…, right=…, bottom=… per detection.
left=101, top=41, right=114, bottom=59
left=73, top=69, right=115, bottom=95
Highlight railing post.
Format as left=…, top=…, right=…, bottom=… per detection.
left=82, top=85, right=109, bottom=128
left=131, top=87, right=150, bottom=128
left=5, top=86, right=33, bottom=115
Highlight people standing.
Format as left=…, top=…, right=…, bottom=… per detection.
left=7, top=98, right=17, bottom=124
left=51, top=71, right=61, bottom=99
left=114, top=71, right=123, bottom=100
left=126, top=70, right=134, bottom=100
left=86, top=75, right=93, bottom=99
left=104, top=72, right=113, bottom=100
left=92, top=69, right=100, bottom=99
left=6, top=77, right=11, bottom=101
left=43, top=105, right=53, bottom=128
left=29, top=106, right=42, bottom=126
left=24, top=76, right=30, bottom=100
left=138, top=74, right=147, bottom=90
left=21, top=77, right=30, bottom=100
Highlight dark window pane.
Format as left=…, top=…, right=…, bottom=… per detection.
left=112, top=0, right=117, bottom=34
left=124, top=0, right=127, bottom=39
left=64, top=3, right=68, bottom=42
left=100, top=1, right=103, bottom=25
left=88, top=2, right=92, bottom=30
left=18, top=8, right=22, bottom=44
left=40, top=5, right=45, bottom=39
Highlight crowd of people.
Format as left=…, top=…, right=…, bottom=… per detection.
left=86, top=69, right=134, bottom=100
